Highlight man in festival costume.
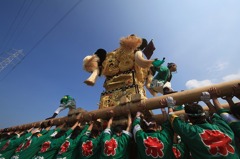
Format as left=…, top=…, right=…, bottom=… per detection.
left=0, top=129, right=23, bottom=150
left=79, top=119, right=103, bottom=159
left=227, top=84, right=240, bottom=124
left=150, top=60, right=177, bottom=96
left=10, top=121, right=56, bottom=159
left=0, top=131, right=19, bottom=152
left=46, top=95, right=76, bottom=120
left=0, top=127, right=33, bottom=159
left=207, top=86, right=240, bottom=153
left=32, top=120, right=80, bottom=159
left=172, top=132, right=191, bottom=159
left=99, top=111, right=132, bottom=159
left=133, top=98, right=175, bottom=159
left=55, top=122, right=88, bottom=159
left=169, top=94, right=240, bottom=159
left=168, top=105, right=190, bottom=159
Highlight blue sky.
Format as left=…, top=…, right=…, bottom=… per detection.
left=0, top=0, right=240, bottom=129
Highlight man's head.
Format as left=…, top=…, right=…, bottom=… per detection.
left=167, top=63, right=177, bottom=72
left=184, top=103, right=206, bottom=124
left=143, top=117, right=158, bottom=132
left=113, top=125, right=124, bottom=137
left=52, top=130, right=66, bottom=139
left=60, top=95, right=69, bottom=104
left=1, top=131, right=15, bottom=139
left=138, top=38, right=148, bottom=51
left=90, top=121, right=102, bottom=138
left=40, top=121, right=50, bottom=129
left=70, top=126, right=81, bottom=139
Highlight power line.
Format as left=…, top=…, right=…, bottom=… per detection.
left=25, top=0, right=83, bottom=58
left=11, top=0, right=45, bottom=48
left=0, top=0, right=27, bottom=52
left=0, top=0, right=83, bottom=82
left=5, top=0, right=34, bottom=50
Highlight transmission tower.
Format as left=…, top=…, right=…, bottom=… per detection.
left=0, top=49, right=24, bottom=73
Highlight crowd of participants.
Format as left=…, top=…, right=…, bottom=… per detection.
left=0, top=84, right=240, bottom=159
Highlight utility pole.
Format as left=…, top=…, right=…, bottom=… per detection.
left=0, top=49, right=24, bottom=72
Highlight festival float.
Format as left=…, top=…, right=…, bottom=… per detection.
left=1, top=34, right=239, bottom=131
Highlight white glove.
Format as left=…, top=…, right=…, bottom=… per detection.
left=166, top=96, right=176, bottom=108
left=201, top=92, right=211, bottom=103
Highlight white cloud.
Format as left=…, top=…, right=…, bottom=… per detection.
left=222, top=72, right=240, bottom=81
left=207, top=61, right=229, bottom=73
left=185, top=79, right=213, bottom=89
left=215, top=62, right=229, bottom=71
left=185, top=72, right=240, bottom=89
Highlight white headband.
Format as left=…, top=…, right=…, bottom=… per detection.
left=187, top=112, right=206, bottom=117
left=143, top=119, right=155, bottom=126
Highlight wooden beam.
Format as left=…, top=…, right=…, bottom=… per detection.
left=145, top=80, right=239, bottom=109
left=1, top=80, right=239, bottom=131
left=86, top=103, right=232, bottom=126
left=81, top=79, right=239, bottom=121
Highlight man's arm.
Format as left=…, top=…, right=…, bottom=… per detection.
left=209, top=87, right=239, bottom=125
left=164, top=96, right=175, bottom=115
left=102, top=110, right=114, bottom=139
left=160, top=97, right=174, bottom=135
left=159, top=97, right=174, bottom=122
left=125, top=112, right=132, bottom=132
left=161, top=108, right=167, bottom=122
left=201, top=91, right=216, bottom=115
left=165, top=96, right=175, bottom=110
left=224, top=96, right=235, bottom=107
left=107, top=117, right=113, bottom=129
left=208, top=87, right=224, bottom=111
left=233, top=83, right=240, bottom=99
left=71, top=121, right=80, bottom=130
left=101, top=115, right=113, bottom=145
left=87, top=122, right=94, bottom=131
left=132, top=112, right=142, bottom=142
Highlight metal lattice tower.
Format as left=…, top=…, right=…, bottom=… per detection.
left=0, top=49, right=24, bottom=72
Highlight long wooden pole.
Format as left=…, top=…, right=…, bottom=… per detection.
left=2, top=80, right=239, bottom=131
left=81, top=79, right=240, bottom=121
left=3, top=103, right=231, bottom=132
